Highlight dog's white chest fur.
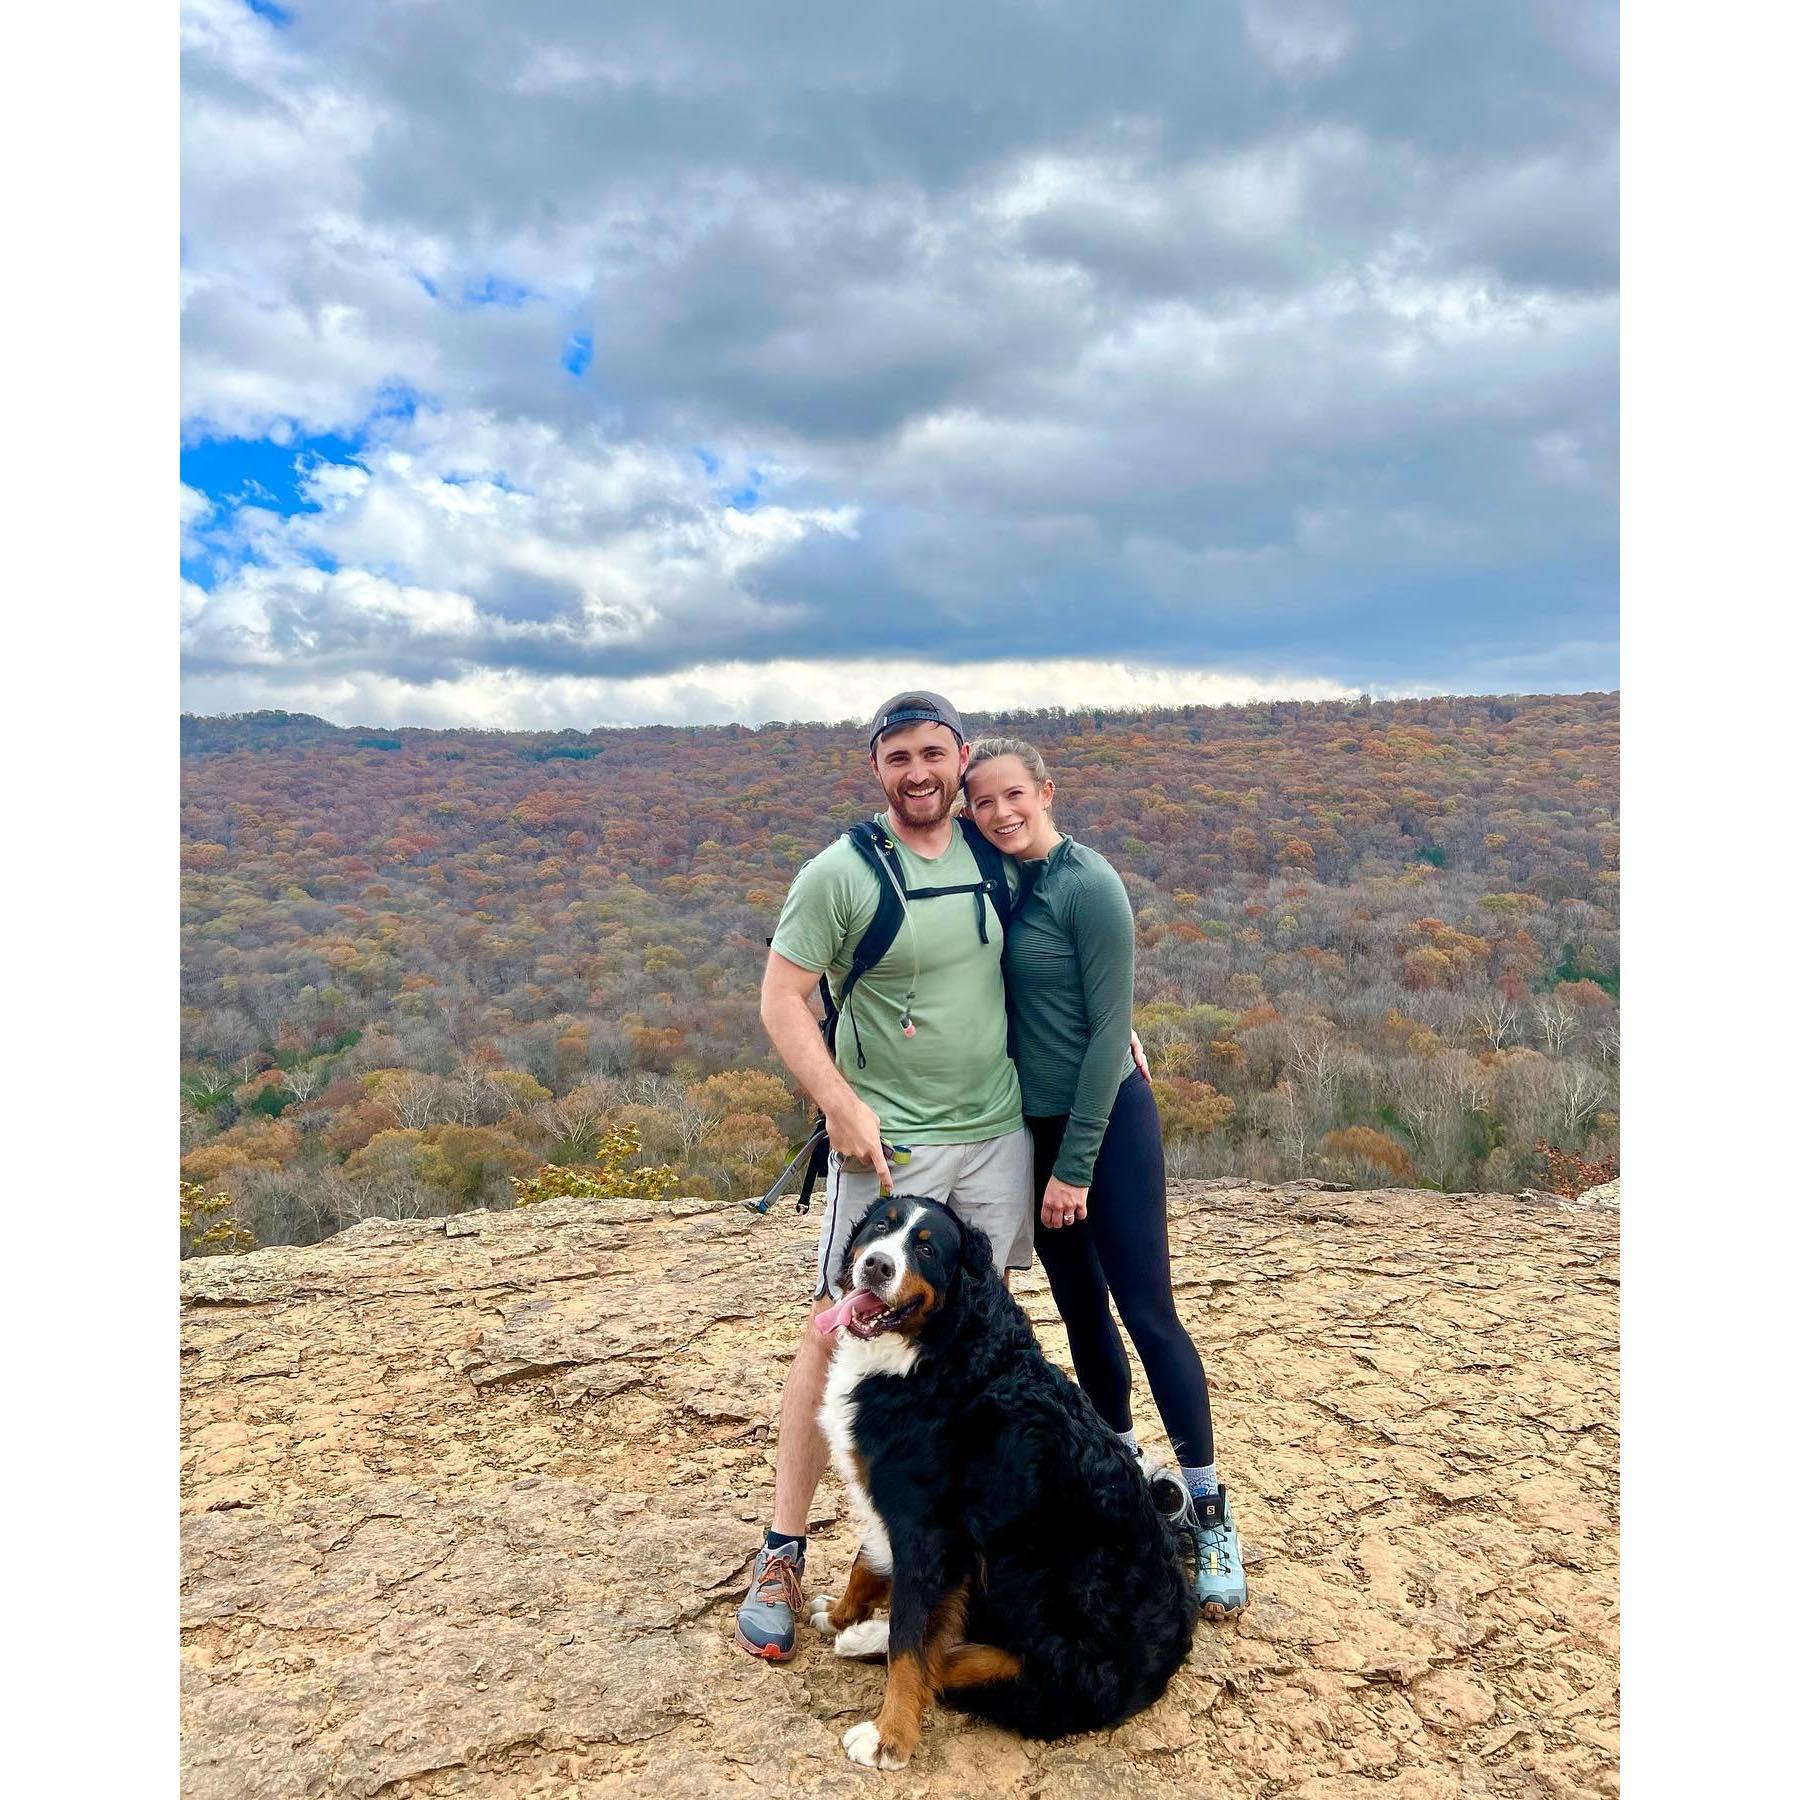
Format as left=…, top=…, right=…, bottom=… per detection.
left=819, top=1329, right=917, bottom=1576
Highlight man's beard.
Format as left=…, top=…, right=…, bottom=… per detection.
left=886, top=775, right=956, bottom=827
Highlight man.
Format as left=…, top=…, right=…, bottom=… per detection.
left=734, top=690, right=1037, bottom=1660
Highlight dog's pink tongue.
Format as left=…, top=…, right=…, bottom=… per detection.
left=814, top=1289, right=886, bottom=1335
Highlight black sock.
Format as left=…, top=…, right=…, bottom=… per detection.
left=764, top=1528, right=806, bottom=1559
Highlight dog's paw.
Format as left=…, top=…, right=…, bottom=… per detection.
left=808, top=1594, right=837, bottom=1637
left=842, top=1721, right=908, bottom=1770
left=832, top=1618, right=890, bottom=1660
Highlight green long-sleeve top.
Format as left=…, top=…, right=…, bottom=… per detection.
left=1002, top=836, right=1136, bottom=1187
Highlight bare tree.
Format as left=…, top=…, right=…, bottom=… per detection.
left=620, top=1071, right=684, bottom=1109
left=1552, top=1061, right=1608, bottom=1141
left=536, top=1084, right=614, bottom=1163
left=1284, top=1024, right=1351, bottom=1116
left=1492, top=1049, right=1557, bottom=1152
left=385, top=1071, right=443, bottom=1131
left=1468, top=990, right=1521, bottom=1052
left=1257, top=1080, right=1311, bottom=1175
left=670, top=1094, right=718, bottom=1159
left=182, top=1065, right=237, bottom=1112
left=280, top=1061, right=327, bottom=1106
left=1434, top=1048, right=1494, bottom=1118
left=1390, top=1057, right=1470, bottom=1190
left=337, top=1167, right=438, bottom=1224
left=1533, top=995, right=1579, bottom=1057
left=446, top=1063, right=503, bottom=1125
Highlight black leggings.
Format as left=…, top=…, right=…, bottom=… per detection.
left=1027, top=1072, right=1216, bottom=1469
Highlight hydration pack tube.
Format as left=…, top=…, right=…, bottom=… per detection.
left=825, top=816, right=1013, bottom=1071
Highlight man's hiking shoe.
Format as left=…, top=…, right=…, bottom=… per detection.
left=734, top=1542, right=806, bottom=1661
left=1191, top=1486, right=1249, bottom=1619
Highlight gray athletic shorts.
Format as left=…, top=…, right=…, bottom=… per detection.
left=813, top=1126, right=1036, bottom=1300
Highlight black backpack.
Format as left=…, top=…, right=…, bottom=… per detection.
left=755, top=816, right=1014, bottom=1213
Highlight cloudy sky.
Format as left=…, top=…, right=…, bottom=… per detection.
left=179, top=0, right=1617, bottom=729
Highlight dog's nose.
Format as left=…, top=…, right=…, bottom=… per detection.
left=860, top=1251, right=895, bottom=1288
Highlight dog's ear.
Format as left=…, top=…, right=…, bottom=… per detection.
left=946, top=1216, right=1015, bottom=1351
left=954, top=1216, right=996, bottom=1287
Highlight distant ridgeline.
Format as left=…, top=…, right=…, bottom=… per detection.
left=180, top=711, right=609, bottom=760
left=179, top=693, right=1619, bottom=1252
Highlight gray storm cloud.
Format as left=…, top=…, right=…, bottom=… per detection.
left=180, top=0, right=1617, bottom=725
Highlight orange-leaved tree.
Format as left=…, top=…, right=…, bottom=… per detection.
left=1318, top=1126, right=1414, bottom=1185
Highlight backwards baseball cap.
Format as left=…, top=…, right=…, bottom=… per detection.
left=866, top=689, right=965, bottom=751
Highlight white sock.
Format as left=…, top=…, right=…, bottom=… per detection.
left=1116, top=1426, right=1139, bottom=1456
left=1181, top=1462, right=1219, bottom=1498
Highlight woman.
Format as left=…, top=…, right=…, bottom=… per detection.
left=963, top=736, right=1247, bottom=1618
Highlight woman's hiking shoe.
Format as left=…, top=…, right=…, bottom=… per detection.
left=734, top=1542, right=806, bottom=1661
left=1191, top=1486, right=1249, bottom=1619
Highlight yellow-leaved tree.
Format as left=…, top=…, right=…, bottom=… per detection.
left=511, top=1122, right=678, bottom=1206
left=180, top=1179, right=255, bottom=1257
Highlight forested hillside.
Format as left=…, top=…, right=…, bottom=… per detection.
left=180, top=692, right=1619, bottom=1251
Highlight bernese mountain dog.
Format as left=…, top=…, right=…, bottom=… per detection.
left=808, top=1193, right=1199, bottom=1771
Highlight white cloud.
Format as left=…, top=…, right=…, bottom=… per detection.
left=180, top=0, right=1618, bottom=715
left=181, top=408, right=860, bottom=677
left=179, top=654, right=1361, bottom=732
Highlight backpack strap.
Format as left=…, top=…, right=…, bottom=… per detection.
left=956, top=814, right=1014, bottom=936
left=831, top=821, right=909, bottom=1069
left=761, top=817, right=1018, bottom=1215
left=832, top=817, right=1011, bottom=1038
left=771, top=821, right=907, bottom=1211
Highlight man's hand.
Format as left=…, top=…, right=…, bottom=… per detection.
left=1041, top=1176, right=1089, bottom=1229
left=1129, top=1029, right=1151, bottom=1080
left=826, top=1094, right=893, bottom=1193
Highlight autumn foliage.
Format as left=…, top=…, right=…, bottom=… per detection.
left=1534, top=1141, right=1618, bottom=1201
left=180, top=1179, right=254, bottom=1257
left=512, top=1124, right=678, bottom=1206
left=180, top=693, right=1619, bottom=1249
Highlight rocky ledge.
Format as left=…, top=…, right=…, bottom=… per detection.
left=181, top=1181, right=1618, bottom=1798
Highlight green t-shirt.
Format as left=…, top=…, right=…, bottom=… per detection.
left=770, top=815, right=1023, bottom=1145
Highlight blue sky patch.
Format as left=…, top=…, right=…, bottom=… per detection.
left=460, top=274, right=541, bottom=309
left=562, top=331, right=594, bottom=376
left=181, top=433, right=363, bottom=517
left=243, top=0, right=293, bottom=25
left=366, top=382, right=422, bottom=428
left=726, top=468, right=764, bottom=510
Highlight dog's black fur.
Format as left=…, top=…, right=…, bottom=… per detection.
left=831, top=1193, right=1198, bottom=1741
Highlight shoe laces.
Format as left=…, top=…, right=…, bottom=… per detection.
left=1195, top=1515, right=1238, bottom=1575
left=754, top=1548, right=805, bottom=1613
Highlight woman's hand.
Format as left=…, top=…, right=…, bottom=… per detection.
left=1129, top=1030, right=1150, bottom=1080
left=1041, top=1176, right=1089, bottom=1229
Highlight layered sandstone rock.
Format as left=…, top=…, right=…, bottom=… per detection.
left=181, top=1181, right=1618, bottom=1798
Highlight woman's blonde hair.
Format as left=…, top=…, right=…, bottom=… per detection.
left=965, top=735, right=1051, bottom=788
